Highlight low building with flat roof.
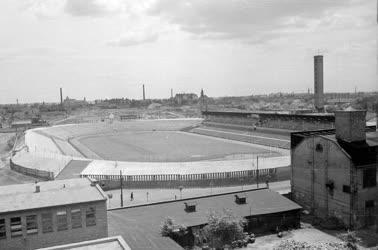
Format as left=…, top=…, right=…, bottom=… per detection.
left=108, top=188, right=301, bottom=250
left=37, top=236, right=130, bottom=250
left=0, top=178, right=108, bottom=250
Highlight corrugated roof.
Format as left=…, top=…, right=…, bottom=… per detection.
left=108, top=188, right=301, bottom=250
left=0, top=178, right=107, bottom=214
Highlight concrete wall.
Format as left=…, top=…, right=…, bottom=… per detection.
left=0, top=201, right=107, bottom=250
left=291, top=137, right=352, bottom=227
left=10, top=158, right=54, bottom=180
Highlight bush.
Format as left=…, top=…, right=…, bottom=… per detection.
left=338, top=231, right=360, bottom=250
left=203, top=209, right=246, bottom=248
left=160, top=217, right=186, bottom=237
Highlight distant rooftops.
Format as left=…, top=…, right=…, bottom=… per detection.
left=0, top=178, right=107, bottom=214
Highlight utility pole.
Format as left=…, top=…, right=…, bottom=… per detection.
left=120, top=170, right=123, bottom=207
left=256, top=156, right=259, bottom=188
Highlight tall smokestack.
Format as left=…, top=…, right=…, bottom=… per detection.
left=60, top=88, right=63, bottom=105
left=171, top=89, right=173, bottom=99
left=314, top=55, right=324, bottom=112
left=143, top=84, right=145, bottom=101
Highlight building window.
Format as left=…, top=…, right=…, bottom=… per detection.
left=26, top=215, right=38, bottom=235
left=85, top=207, right=96, bottom=227
left=42, top=212, right=53, bottom=233
left=71, top=208, right=82, bottom=229
left=57, top=210, right=68, bottom=231
left=342, top=185, right=351, bottom=194
left=363, top=168, right=376, bottom=188
left=10, top=217, right=22, bottom=238
left=315, top=143, right=323, bottom=152
left=0, top=219, right=6, bottom=239
left=365, top=200, right=375, bottom=226
left=366, top=200, right=375, bottom=208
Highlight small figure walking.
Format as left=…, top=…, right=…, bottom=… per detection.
left=130, top=192, right=134, bottom=201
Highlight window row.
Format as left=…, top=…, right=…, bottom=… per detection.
left=0, top=206, right=96, bottom=240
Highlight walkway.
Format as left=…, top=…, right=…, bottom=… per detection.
left=56, top=160, right=92, bottom=180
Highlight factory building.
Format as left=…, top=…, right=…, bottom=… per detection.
left=0, top=178, right=108, bottom=250
left=291, top=109, right=378, bottom=229
left=314, top=55, right=324, bottom=112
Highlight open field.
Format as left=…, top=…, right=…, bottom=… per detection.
left=79, top=131, right=273, bottom=162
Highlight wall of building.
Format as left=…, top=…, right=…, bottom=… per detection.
left=291, top=137, right=352, bottom=227
left=354, top=166, right=378, bottom=229
left=0, top=201, right=107, bottom=250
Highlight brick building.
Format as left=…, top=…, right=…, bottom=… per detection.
left=291, top=109, right=378, bottom=229
left=0, top=178, right=108, bottom=250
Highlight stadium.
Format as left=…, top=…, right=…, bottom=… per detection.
left=11, top=118, right=290, bottom=190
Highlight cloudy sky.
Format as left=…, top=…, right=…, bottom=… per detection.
left=0, top=0, right=376, bottom=103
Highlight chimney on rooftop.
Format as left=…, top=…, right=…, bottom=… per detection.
left=35, top=185, right=40, bottom=193
left=335, top=109, right=366, bottom=142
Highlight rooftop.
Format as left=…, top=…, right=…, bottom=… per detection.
left=0, top=178, right=107, bottom=214
left=37, top=236, right=130, bottom=250
left=108, top=188, right=301, bottom=250
left=322, top=131, right=378, bottom=166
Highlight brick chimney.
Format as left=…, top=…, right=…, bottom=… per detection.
left=335, top=108, right=366, bottom=142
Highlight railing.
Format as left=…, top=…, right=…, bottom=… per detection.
left=81, top=166, right=291, bottom=190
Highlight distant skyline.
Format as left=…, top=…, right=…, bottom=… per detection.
left=0, top=0, right=376, bottom=104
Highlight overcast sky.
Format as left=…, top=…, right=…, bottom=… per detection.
left=0, top=0, right=376, bottom=104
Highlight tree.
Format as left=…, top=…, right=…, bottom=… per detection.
left=203, top=209, right=246, bottom=248
left=160, top=217, right=186, bottom=237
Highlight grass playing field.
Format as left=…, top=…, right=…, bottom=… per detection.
left=78, top=131, right=271, bottom=162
